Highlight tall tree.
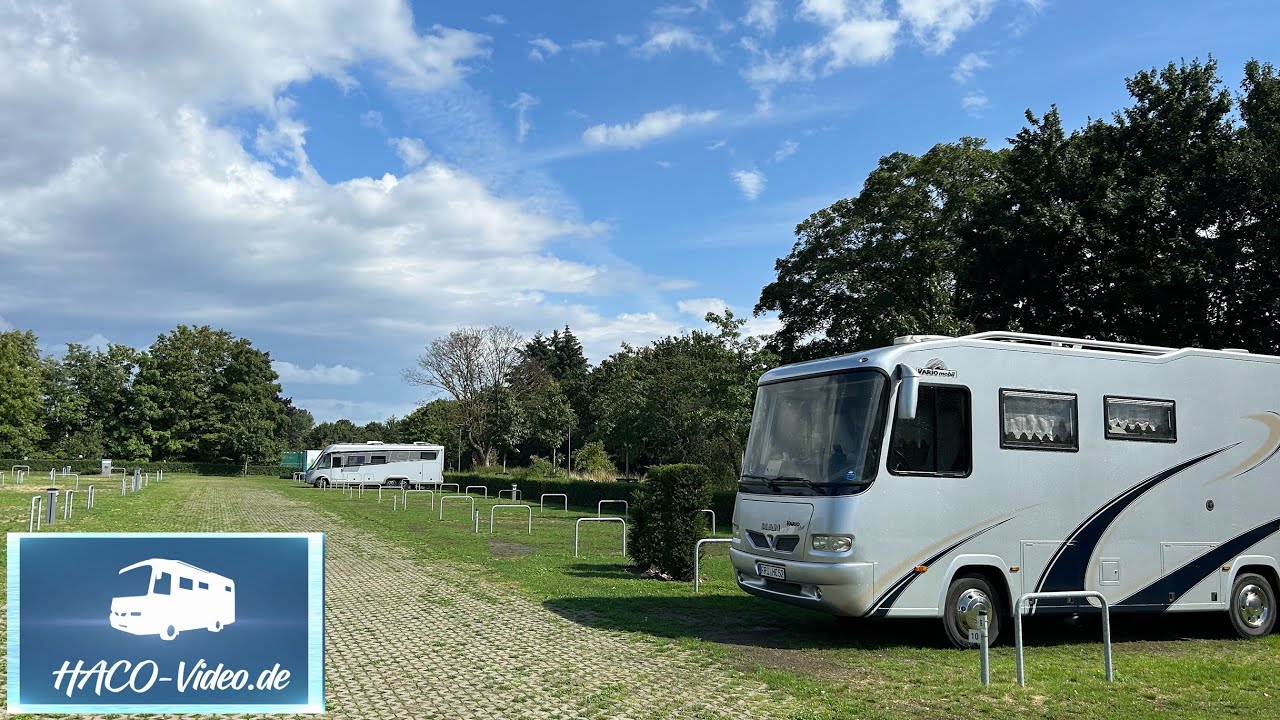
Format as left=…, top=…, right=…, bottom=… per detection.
left=757, top=138, right=1003, bottom=361
left=0, top=330, right=45, bottom=457
left=402, top=325, right=522, bottom=465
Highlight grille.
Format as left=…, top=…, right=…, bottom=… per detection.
left=746, top=530, right=770, bottom=549
left=764, top=579, right=804, bottom=595
left=773, top=535, right=800, bottom=552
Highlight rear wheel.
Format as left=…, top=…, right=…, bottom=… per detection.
left=943, top=574, right=1001, bottom=649
left=161, top=624, right=179, bottom=641
left=1229, top=572, right=1276, bottom=638
left=399, top=478, right=411, bottom=490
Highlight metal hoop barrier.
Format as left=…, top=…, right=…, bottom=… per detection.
left=439, top=483, right=460, bottom=495
left=598, top=499, right=629, bottom=518
left=574, top=517, right=627, bottom=558
left=490, top=504, right=532, bottom=534
left=693, top=538, right=734, bottom=592
left=86, top=485, right=95, bottom=509
left=540, top=493, right=568, bottom=513
left=377, top=485, right=394, bottom=503
left=120, top=477, right=127, bottom=496
left=69, top=473, right=80, bottom=490
left=465, top=485, right=489, bottom=498
left=404, top=489, right=436, bottom=510
left=28, top=496, right=43, bottom=532
left=63, top=490, right=75, bottom=519
left=699, top=509, right=716, bottom=535
left=1015, top=591, right=1114, bottom=686
left=439, top=495, right=475, bottom=521
left=498, top=489, right=522, bottom=501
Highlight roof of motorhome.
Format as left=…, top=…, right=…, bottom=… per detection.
left=322, top=442, right=445, bottom=452
left=758, top=330, right=1280, bottom=385
left=117, top=558, right=233, bottom=583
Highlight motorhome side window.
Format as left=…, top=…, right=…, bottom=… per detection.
left=420, top=451, right=438, bottom=460
left=331, top=455, right=344, bottom=468
left=1000, top=389, right=1078, bottom=451
left=370, top=455, right=388, bottom=464
left=1105, top=397, right=1176, bottom=442
left=889, top=385, right=971, bottom=476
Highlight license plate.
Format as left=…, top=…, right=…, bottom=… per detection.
left=757, top=562, right=786, bottom=581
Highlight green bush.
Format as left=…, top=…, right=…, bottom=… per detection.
left=527, top=456, right=554, bottom=477
left=573, top=441, right=616, bottom=480
left=628, top=464, right=712, bottom=580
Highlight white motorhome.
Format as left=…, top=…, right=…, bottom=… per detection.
left=304, top=441, right=445, bottom=489
left=732, top=331, right=1280, bottom=647
left=109, top=559, right=235, bottom=641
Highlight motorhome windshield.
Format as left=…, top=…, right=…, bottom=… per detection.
left=741, top=371, right=888, bottom=495
left=118, top=565, right=154, bottom=596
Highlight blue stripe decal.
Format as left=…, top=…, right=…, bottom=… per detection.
left=1035, top=445, right=1234, bottom=595
left=866, top=518, right=1012, bottom=618
left=1118, top=518, right=1280, bottom=608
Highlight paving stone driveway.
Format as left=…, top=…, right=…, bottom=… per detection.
left=178, top=482, right=800, bottom=720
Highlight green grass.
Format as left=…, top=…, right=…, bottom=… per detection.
left=3, top=474, right=1278, bottom=719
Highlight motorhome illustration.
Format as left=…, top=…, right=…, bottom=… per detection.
left=109, top=559, right=236, bottom=641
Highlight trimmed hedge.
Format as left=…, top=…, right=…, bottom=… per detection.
left=628, top=464, right=713, bottom=580
left=444, top=472, right=640, bottom=509
left=0, top=458, right=294, bottom=477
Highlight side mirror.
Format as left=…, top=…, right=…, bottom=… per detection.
left=895, top=364, right=919, bottom=420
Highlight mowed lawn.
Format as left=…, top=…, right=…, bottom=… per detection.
left=1, top=474, right=1277, bottom=719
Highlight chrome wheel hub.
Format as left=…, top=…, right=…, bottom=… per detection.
left=955, top=588, right=993, bottom=638
left=1237, top=584, right=1271, bottom=629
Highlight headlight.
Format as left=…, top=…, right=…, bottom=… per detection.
left=811, top=534, right=853, bottom=552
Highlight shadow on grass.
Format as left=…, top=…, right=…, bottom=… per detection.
left=544, top=591, right=1239, bottom=651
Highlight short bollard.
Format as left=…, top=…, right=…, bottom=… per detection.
left=1015, top=591, right=1114, bottom=686
left=540, top=493, right=568, bottom=513
left=121, top=477, right=127, bottom=496
left=63, top=490, right=75, bottom=520
left=50, top=469, right=56, bottom=483
left=45, top=487, right=59, bottom=526
left=474, top=509, right=480, bottom=534
left=693, top=538, right=733, bottom=592
left=977, top=611, right=990, bottom=686
left=490, top=504, right=532, bottom=534
left=598, top=499, right=629, bottom=518
left=574, top=517, right=626, bottom=558
left=28, top=496, right=43, bottom=532
left=86, top=485, right=95, bottom=509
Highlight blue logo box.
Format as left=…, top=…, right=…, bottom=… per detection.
left=7, top=532, right=324, bottom=714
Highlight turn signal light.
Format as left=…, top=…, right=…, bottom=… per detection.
left=811, top=534, right=853, bottom=552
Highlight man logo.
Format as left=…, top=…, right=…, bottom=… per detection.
left=917, top=358, right=958, bottom=378
left=108, top=559, right=236, bottom=641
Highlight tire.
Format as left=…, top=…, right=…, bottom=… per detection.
left=943, top=574, right=1002, bottom=649
left=399, top=478, right=411, bottom=490
left=1229, top=572, right=1276, bottom=638
left=320, top=478, right=329, bottom=489
left=208, top=619, right=223, bottom=633
left=161, top=624, right=179, bottom=641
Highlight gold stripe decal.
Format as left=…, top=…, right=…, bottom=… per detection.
left=1213, top=412, right=1280, bottom=483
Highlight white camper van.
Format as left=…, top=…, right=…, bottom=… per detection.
left=304, top=441, right=445, bottom=489
left=732, top=331, right=1280, bottom=647
left=110, top=559, right=235, bottom=641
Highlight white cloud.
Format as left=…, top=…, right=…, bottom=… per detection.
left=0, top=1, right=688, bottom=385
left=961, top=91, right=989, bottom=114
left=582, top=107, right=719, bottom=149
left=0, top=314, right=12, bottom=332
left=301, top=397, right=417, bottom=424
left=798, top=0, right=851, bottom=25
left=390, top=137, right=429, bottom=168
left=571, top=39, right=608, bottom=52
left=655, top=4, right=700, bottom=18
left=731, top=169, right=767, bottom=200
left=743, top=0, right=781, bottom=34
left=677, top=297, right=730, bottom=318
left=360, top=110, right=385, bottom=130
left=772, top=139, right=799, bottom=163
left=273, top=361, right=369, bottom=385
left=615, top=33, right=637, bottom=46
left=899, top=0, right=996, bottom=53
left=705, top=139, right=728, bottom=150
left=636, top=26, right=718, bottom=60
left=509, top=93, right=539, bottom=143
left=656, top=160, right=674, bottom=168
left=76, top=333, right=112, bottom=352
left=483, top=14, right=507, bottom=25
left=528, top=36, right=562, bottom=61
left=951, top=51, right=990, bottom=83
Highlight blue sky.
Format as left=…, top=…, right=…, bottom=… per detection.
left=0, top=0, right=1277, bottom=425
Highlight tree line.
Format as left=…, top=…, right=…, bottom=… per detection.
left=759, top=58, right=1280, bottom=361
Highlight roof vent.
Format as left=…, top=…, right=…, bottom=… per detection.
left=893, top=335, right=952, bottom=345
left=1221, top=348, right=1250, bottom=354
left=365, top=440, right=384, bottom=445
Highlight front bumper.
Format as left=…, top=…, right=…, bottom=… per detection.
left=730, top=547, right=874, bottom=616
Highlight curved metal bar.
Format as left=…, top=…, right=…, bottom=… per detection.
left=1014, top=590, right=1113, bottom=686
left=574, top=517, right=627, bottom=558
left=465, top=485, right=489, bottom=498
left=28, top=496, right=42, bottom=532
left=404, top=489, right=435, bottom=510
left=699, top=509, right=716, bottom=535
left=540, top=493, right=568, bottom=513
left=63, top=490, right=75, bottom=520
left=597, top=499, right=629, bottom=518
left=438, top=495, right=475, bottom=521
left=693, top=538, right=733, bottom=592
left=490, top=504, right=533, bottom=534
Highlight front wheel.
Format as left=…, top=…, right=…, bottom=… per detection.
left=399, top=478, right=411, bottom=490
left=943, top=574, right=1001, bottom=649
left=1230, top=572, right=1276, bottom=638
